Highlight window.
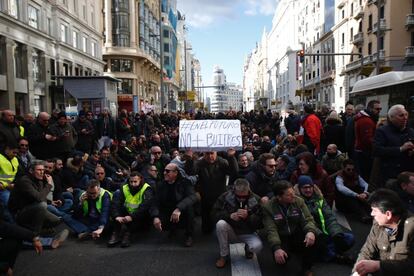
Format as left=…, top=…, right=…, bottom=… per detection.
left=47, top=18, right=52, bottom=35
left=119, top=79, right=133, bottom=94
left=91, top=41, right=97, bottom=57
left=28, top=5, right=39, bottom=29
left=82, top=36, right=87, bottom=52
left=72, top=31, right=79, bottom=48
left=0, top=43, right=5, bottom=74
left=9, top=0, right=19, bottom=18
left=14, top=43, right=24, bottom=78
left=60, top=24, right=68, bottom=42
left=74, top=0, right=78, bottom=13
left=368, top=15, right=372, bottom=31
left=341, top=33, right=345, bottom=45
left=82, top=4, right=87, bottom=20
left=368, top=42, right=372, bottom=55
left=111, top=59, right=133, bottom=72
left=32, top=51, right=40, bottom=82
left=350, top=28, right=353, bottom=41
left=340, top=87, right=343, bottom=98
left=91, top=6, right=95, bottom=27
left=163, top=29, right=169, bottom=38
left=164, top=56, right=170, bottom=65
left=342, top=9, right=345, bottom=19
left=164, top=43, right=169, bottom=52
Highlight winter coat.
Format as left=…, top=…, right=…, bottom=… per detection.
left=354, top=110, right=377, bottom=153
left=301, top=114, right=323, bottom=155
left=211, top=190, right=263, bottom=235
left=48, top=123, right=77, bottom=157
left=96, top=115, right=115, bottom=139
left=373, top=123, right=414, bottom=182
left=262, top=196, right=319, bottom=252
left=27, top=122, right=52, bottom=160
left=323, top=118, right=345, bottom=152
left=321, top=151, right=347, bottom=175
left=245, top=162, right=276, bottom=199
left=353, top=213, right=414, bottom=276
left=0, top=121, right=20, bottom=151
left=72, top=119, right=95, bottom=152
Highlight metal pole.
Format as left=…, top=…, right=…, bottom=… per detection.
left=376, top=0, right=382, bottom=75
left=301, top=42, right=306, bottom=107
left=184, top=40, right=187, bottom=112
left=159, top=0, right=164, bottom=112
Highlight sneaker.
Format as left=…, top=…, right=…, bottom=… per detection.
left=215, top=256, right=228, bottom=268
left=51, top=229, right=69, bottom=249
left=184, top=236, right=193, bottom=247
left=77, top=232, right=91, bottom=241
left=244, top=244, right=254, bottom=259
left=107, top=232, right=120, bottom=248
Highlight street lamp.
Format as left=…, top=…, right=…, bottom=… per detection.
left=183, top=40, right=192, bottom=111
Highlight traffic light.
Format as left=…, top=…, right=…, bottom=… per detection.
left=298, top=50, right=305, bottom=63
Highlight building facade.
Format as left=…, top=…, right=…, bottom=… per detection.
left=0, top=0, right=104, bottom=114
left=211, top=65, right=227, bottom=113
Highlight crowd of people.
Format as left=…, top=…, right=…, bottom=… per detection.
left=0, top=101, right=413, bottom=276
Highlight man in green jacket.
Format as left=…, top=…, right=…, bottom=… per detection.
left=296, top=175, right=355, bottom=263
left=353, top=189, right=414, bottom=276
left=263, top=180, right=319, bottom=276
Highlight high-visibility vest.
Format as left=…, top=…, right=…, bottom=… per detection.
left=0, top=154, right=19, bottom=188
left=316, top=199, right=328, bottom=235
left=122, top=183, right=150, bottom=214
left=19, top=125, right=24, bottom=137
left=82, top=188, right=112, bottom=216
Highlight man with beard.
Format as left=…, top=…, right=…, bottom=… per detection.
left=245, top=153, right=277, bottom=205
left=28, top=112, right=52, bottom=160
left=72, top=110, right=95, bottom=154
left=48, top=112, right=77, bottom=161
left=108, top=172, right=153, bottom=248
left=354, top=100, right=381, bottom=181
left=321, top=144, right=346, bottom=175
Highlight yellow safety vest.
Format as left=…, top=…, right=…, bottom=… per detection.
left=122, top=183, right=150, bottom=214
left=82, top=188, right=112, bottom=216
left=0, top=154, right=19, bottom=188
left=19, top=125, right=24, bottom=137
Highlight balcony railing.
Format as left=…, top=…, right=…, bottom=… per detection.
left=405, top=46, right=414, bottom=58
left=372, top=50, right=385, bottom=62
left=406, top=14, right=414, bottom=29
left=373, top=19, right=387, bottom=33
left=352, top=32, right=364, bottom=45
left=345, top=59, right=362, bottom=71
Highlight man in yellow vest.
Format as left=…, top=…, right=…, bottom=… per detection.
left=108, top=171, right=153, bottom=248
left=0, top=144, right=20, bottom=222
left=63, top=179, right=111, bottom=240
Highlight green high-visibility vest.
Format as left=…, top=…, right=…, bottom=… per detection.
left=122, top=183, right=150, bottom=214
left=0, top=154, right=19, bottom=188
left=82, top=188, right=112, bottom=216
left=316, top=199, right=328, bottom=235
left=19, top=125, right=24, bottom=137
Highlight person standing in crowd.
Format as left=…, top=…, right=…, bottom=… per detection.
left=48, top=112, right=77, bottom=161
left=341, top=103, right=354, bottom=129
left=390, top=171, right=414, bottom=213
left=211, top=179, right=263, bottom=268
left=72, top=110, right=95, bottom=154
left=116, top=109, right=132, bottom=142
left=373, top=104, right=414, bottom=187
left=353, top=189, right=414, bottom=276
left=64, top=180, right=111, bottom=240
left=245, top=153, right=277, bottom=205
left=108, top=172, right=153, bottom=248
left=0, top=110, right=21, bottom=152
left=195, top=150, right=238, bottom=234
left=284, top=109, right=301, bottom=135
left=263, top=180, right=319, bottom=276
left=295, top=175, right=355, bottom=264
left=96, top=108, right=115, bottom=150
left=335, top=159, right=371, bottom=223
left=151, top=163, right=197, bottom=247
left=300, top=105, right=323, bottom=156
left=323, top=112, right=345, bottom=153
left=353, top=100, right=381, bottom=181
left=28, top=112, right=52, bottom=160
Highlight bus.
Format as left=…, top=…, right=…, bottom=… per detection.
left=350, top=71, right=414, bottom=122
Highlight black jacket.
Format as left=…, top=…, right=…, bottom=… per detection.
left=96, top=115, right=115, bottom=139
left=8, top=175, right=50, bottom=214
left=27, top=122, right=52, bottom=159
left=0, top=121, right=20, bottom=151
left=211, top=190, right=262, bottom=235
left=245, top=162, right=276, bottom=199
left=150, top=176, right=197, bottom=218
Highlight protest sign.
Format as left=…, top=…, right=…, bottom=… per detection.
left=179, top=120, right=242, bottom=151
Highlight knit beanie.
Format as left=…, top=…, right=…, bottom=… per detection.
left=297, top=175, right=313, bottom=188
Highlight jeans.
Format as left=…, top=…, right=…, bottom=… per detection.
left=98, top=136, right=113, bottom=150
left=47, top=198, right=73, bottom=217
left=215, top=220, right=263, bottom=257
left=63, top=215, right=101, bottom=234
left=0, top=190, right=13, bottom=223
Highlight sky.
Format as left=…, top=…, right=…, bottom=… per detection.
left=177, top=0, right=277, bottom=91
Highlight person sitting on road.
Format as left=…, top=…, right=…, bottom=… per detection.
left=274, top=154, right=295, bottom=181
left=211, top=178, right=263, bottom=268
left=150, top=163, right=198, bottom=247
left=93, top=166, right=118, bottom=192
left=108, top=171, right=154, bottom=248
left=63, top=179, right=111, bottom=240
left=321, top=144, right=346, bottom=176
left=237, top=153, right=252, bottom=178
left=295, top=175, right=355, bottom=264
left=352, top=189, right=414, bottom=276
left=262, top=180, right=319, bottom=276
left=389, top=171, right=414, bottom=213
left=335, top=159, right=371, bottom=223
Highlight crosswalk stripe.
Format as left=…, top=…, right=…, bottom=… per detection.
left=230, top=243, right=262, bottom=276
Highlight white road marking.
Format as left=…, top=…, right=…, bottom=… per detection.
left=230, top=243, right=262, bottom=276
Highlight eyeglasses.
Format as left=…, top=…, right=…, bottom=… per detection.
left=164, top=169, right=176, bottom=173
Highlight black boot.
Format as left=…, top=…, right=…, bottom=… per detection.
left=121, top=231, right=131, bottom=248
left=107, top=231, right=120, bottom=247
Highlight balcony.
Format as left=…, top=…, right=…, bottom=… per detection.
left=372, top=50, right=385, bottom=62
left=373, top=19, right=387, bottom=34
left=405, top=46, right=414, bottom=58
left=352, top=32, right=364, bottom=45
left=406, top=14, right=414, bottom=30
left=354, top=6, right=364, bottom=20
left=345, top=59, right=363, bottom=71
left=363, top=55, right=373, bottom=65
left=337, top=0, right=346, bottom=9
